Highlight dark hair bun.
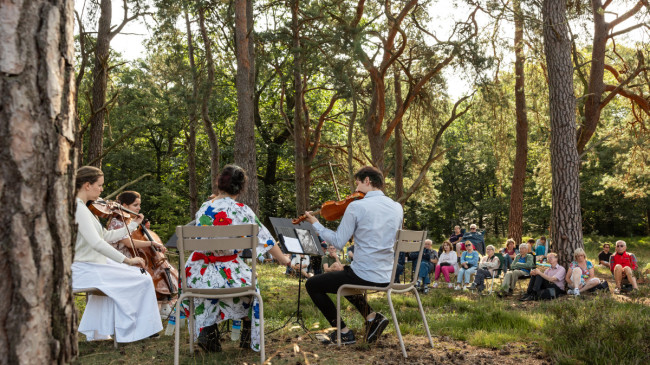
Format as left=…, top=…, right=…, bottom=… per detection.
left=217, top=165, right=247, bottom=195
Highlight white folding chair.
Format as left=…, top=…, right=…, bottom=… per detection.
left=72, top=288, right=118, bottom=348
left=174, top=224, right=265, bottom=365
left=336, top=230, right=434, bottom=358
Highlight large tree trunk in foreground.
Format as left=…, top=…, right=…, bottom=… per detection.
left=542, top=0, right=584, bottom=268
left=507, top=0, right=528, bottom=245
left=234, top=0, right=259, bottom=212
left=0, top=0, right=78, bottom=363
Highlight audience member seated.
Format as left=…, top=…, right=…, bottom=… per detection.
left=322, top=243, right=345, bottom=273
left=455, top=242, right=479, bottom=290
left=346, top=241, right=355, bottom=262
left=498, top=243, right=534, bottom=297
left=469, top=245, right=500, bottom=293
left=565, top=248, right=600, bottom=296
left=462, top=224, right=485, bottom=254
left=394, top=251, right=407, bottom=283
left=448, top=225, right=464, bottom=256
left=412, top=239, right=437, bottom=293
left=520, top=252, right=566, bottom=301
left=598, top=243, right=612, bottom=268
left=534, top=237, right=547, bottom=262
left=610, top=240, right=638, bottom=294
left=501, top=238, right=519, bottom=269
left=290, top=254, right=313, bottom=278
left=433, top=241, right=457, bottom=288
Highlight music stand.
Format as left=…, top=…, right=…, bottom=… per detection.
left=268, top=220, right=323, bottom=338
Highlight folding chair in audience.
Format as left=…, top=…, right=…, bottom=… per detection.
left=336, top=230, right=433, bottom=358
left=174, top=224, right=265, bottom=365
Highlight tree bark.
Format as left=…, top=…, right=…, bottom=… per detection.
left=198, top=8, right=220, bottom=195
left=234, top=0, right=259, bottom=212
left=393, top=68, right=404, bottom=201
left=0, top=0, right=78, bottom=363
left=185, top=10, right=199, bottom=217
left=291, top=0, right=309, bottom=215
left=86, top=0, right=112, bottom=167
left=542, top=0, right=584, bottom=268
left=507, top=0, right=528, bottom=245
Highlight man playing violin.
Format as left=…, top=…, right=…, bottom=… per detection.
left=304, top=166, right=403, bottom=345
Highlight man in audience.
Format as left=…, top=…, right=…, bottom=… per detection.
left=498, top=243, right=534, bottom=297
left=322, top=243, right=345, bottom=273
left=449, top=225, right=464, bottom=256
left=520, top=252, right=566, bottom=301
left=411, top=239, right=437, bottom=293
left=611, top=240, right=638, bottom=294
left=462, top=224, right=485, bottom=255
left=290, top=254, right=313, bottom=278
left=598, top=243, right=612, bottom=268
left=534, top=236, right=547, bottom=262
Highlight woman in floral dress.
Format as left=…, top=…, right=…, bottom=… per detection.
left=181, top=165, right=291, bottom=352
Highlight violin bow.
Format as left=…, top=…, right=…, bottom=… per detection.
left=328, top=161, right=341, bottom=200
left=116, top=204, right=146, bottom=274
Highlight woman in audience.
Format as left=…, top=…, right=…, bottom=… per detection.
left=501, top=238, right=518, bottom=270
left=469, top=245, right=500, bottom=293
left=455, top=242, right=479, bottom=290
left=565, top=248, right=600, bottom=296
left=433, top=241, right=457, bottom=288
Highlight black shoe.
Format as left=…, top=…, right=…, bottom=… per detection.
left=239, top=319, right=252, bottom=349
left=366, top=313, right=389, bottom=343
left=519, top=294, right=535, bottom=302
left=197, top=324, right=221, bottom=352
left=322, top=329, right=356, bottom=345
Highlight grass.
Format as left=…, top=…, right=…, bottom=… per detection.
left=73, top=236, right=650, bottom=364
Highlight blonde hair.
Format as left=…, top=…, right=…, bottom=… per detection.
left=547, top=252, right=558, bottom=259
left=75, top=166, right=103, bottom=193
left=573, top=248, right=586, bottom=260
left=442, top=240, right=452, bottom=251
left=486, top=245, right=495, bottom=251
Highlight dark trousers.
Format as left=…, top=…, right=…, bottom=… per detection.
left=305, top=265, right=388, bottom=329
left=526, top=275, right=564, bottom=297
left=473, top=269, right=492, bottom=290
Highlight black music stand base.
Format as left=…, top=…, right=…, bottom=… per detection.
left=268, top=257, right=314, bottom=340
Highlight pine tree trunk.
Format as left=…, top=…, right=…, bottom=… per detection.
left=291, top=0, right=309, bottom=215
left=86, top=0, right=112, bottom=167
left=185, top=10, right=199, bottom=216
left=507, top=0, right=528, bottom=245
left=542, top=0, right=584, bottom=268
left=234, top=0, right=259, bottom=212
left=198, top=8, right=220, bottom=195
left=0, top=0, right=78, bottom=363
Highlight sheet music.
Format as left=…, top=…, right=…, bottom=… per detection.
left=282, top=236, right=304, bottom=254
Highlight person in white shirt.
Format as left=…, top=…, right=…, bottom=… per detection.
left=72, top=166, right=162, bottom=343
left=290, top=254, right=313, bottom=278
left=304, top=166, right=403, bottom=346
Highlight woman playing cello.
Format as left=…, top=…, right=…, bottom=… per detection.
left=72, top=166, right=162, bottom=342
left=106, top=191, right=174, bottom=317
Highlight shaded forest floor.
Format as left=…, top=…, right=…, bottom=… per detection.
left=73, top=236, right=650, bottom=364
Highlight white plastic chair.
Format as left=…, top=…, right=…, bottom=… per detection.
left=336, top=230, right=433, bottom=358
left=174, top=224, right=264, bottom=364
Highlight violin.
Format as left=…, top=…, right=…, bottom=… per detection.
left=292, top=192, right=365, bottom=224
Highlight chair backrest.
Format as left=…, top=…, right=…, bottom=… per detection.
left=176, top=224, right=259, bottom=292
left=389, top=230, right=427, bottom=289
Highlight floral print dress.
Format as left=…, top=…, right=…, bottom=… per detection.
left=181, top=197, right=275, bottom=351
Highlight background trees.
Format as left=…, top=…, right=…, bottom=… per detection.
left=69, top=0, right=649, bottom=244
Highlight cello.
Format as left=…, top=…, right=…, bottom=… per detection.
left=91, top=199, right=179, bottom=300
